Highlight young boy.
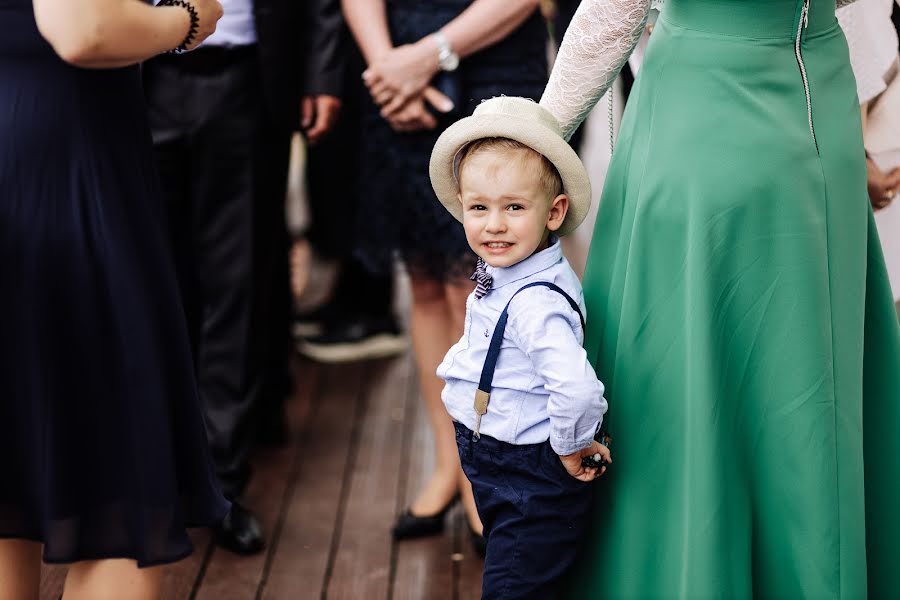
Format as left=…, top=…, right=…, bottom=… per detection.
left=429, top=96, right=611, bottom=598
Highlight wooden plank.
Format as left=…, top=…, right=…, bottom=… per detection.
left=259, top=362, right=368, bottom=600
left=391, top=373, right=455, bottom=600
left=193, top=359, right=319, bottom=600
left=325, top=356, right=415, bottom=600
left=452, top=508, right=484, bottom=600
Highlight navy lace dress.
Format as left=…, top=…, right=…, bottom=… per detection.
left=356, top=0, right=549, bottom=280
left=0, top=0, right=228, bottom=566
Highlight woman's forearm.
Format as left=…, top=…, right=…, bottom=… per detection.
left=340, top=0, right=393, bottom=64
left=439, top=0, right=540, bottom=59
left=34, top=0, right=190, bottom=68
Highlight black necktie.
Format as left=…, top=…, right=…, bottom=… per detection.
left=470, top=258, right=493, bottom=299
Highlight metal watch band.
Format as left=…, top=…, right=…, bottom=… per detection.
left=432, top=30, right=459, bottom=72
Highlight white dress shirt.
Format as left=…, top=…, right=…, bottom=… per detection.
left=438, top=238, right=607, bottom=456
left=202, top=0, right=258, bottom=48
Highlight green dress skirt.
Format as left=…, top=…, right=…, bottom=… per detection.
left=574, top=0, right=900, bottom=597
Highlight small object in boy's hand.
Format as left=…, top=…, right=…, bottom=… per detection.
left=581, top=453, right=607, bottom=470
left=581, top=432, right=612, bottom=470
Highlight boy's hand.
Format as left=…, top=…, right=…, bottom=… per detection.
left=559, top=441, right=611, bottom=482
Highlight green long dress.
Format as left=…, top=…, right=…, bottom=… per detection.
left=573, top=0, right=900, bottom=597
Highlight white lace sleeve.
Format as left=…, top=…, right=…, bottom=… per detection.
left=539, top=0, right=651, bottom=140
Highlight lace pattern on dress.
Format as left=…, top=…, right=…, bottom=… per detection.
left=539, top=0, right=651, bottom=140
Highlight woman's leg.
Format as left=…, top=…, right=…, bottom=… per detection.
left=63, top=559, right=162, bottom=600
left=407, top=274, right=465, bottom=515
left=443, top=281, right=483, bottom=535
left=0, top=539, right=41, bottom=600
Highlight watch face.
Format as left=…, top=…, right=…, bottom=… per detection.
left=442, top=52, right=459, bottom=71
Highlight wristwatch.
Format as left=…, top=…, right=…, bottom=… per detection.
left=432, top=30, right=459, bottom=72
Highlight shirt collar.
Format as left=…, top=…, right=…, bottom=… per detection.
left=485, top=235, right=562, bottom=289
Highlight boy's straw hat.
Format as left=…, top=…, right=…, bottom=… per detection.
left=429, top=96, right=591, bottom=237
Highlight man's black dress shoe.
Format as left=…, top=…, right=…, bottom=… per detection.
left=215, top=500, right=265, bottom=555
left=392, top=495, right=460, bottom=540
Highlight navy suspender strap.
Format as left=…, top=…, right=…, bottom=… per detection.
left=471, top=281, right=585, bottom=437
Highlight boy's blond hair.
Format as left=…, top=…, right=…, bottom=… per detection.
left=457, top=137, right=563, bottom=200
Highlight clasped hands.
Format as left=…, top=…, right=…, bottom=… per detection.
left=363, top=38, right=456, bottom=133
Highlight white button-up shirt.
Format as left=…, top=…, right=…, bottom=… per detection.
left=201, top=0, right=258, bottom=48
left=438, top=239, right=607, bottom=455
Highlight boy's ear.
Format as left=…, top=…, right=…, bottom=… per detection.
left=546, top=194, right=569, bottom=232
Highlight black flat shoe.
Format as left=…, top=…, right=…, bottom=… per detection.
left=392, top=494, right=460, bottom=540
left=215, top=500, right=266, bottom=555
left=470, top=527, right=487, bottom=558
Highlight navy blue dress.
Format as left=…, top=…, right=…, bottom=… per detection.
left=0, top=0, right=229, bottom=566
left=356, top=0, right=548, bottom=280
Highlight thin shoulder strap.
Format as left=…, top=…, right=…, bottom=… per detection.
left=477, top=281, right=584, bottom=396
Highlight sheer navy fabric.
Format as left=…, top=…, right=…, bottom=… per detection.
left=0, top=0, right=229, bottom=566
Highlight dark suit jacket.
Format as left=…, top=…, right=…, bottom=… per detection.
left=254, top=0, right=347, bottom=130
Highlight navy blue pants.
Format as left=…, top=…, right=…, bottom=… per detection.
left=455, top=422, right=595, bottom=599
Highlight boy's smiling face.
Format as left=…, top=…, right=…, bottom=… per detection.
left=458, top=146, right=568, bottom=269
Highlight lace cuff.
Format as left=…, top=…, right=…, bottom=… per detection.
left=540, top=0, right=651, bottom=140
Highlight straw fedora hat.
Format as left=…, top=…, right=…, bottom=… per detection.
left=429, top=96, right=591, bottom=237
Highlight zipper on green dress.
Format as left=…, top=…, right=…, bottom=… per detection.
left=794, top=0, right=819, bottom=152
left=608, top=90, right=615, bottom=155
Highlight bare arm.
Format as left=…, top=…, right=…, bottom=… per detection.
left=33, top=0, right=220, bottom=69
left=340, top=0, right=393, bottom=64
left=342, top=0, right=538, bottom=65
left=439, top=0, right=539, bottom=61
left=352, top=0, right=540, bottom=118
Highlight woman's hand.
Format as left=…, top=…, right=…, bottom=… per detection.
left=301, top=95, right=342, bottom=145
left=363, top=39, right=440, bottom=117
left=866, top=158, right=900, bottom=211
left=183, top=0, right=224, bottom=51
left=384, top=86, right=454, bottom=133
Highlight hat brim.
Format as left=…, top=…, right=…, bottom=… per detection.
left=429, top=112, right=591, bottom=237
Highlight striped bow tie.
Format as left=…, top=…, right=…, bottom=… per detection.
left=470, top=258, right=493, bottom=299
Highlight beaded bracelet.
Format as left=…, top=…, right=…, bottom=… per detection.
left=159, top=0, right=200, bottom=54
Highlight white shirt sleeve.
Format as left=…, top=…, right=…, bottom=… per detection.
left=539, top=0, right=651, bottom=140
left=507, top=290, right=607, bottom=456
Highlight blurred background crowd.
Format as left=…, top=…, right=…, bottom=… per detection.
left=140, top=0, right=900, bottom=564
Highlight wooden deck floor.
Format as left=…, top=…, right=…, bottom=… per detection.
left=34, top=303, right=900, bottom=599
left=39, top=354, right=484, bottom=600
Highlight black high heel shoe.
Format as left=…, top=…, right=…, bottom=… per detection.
left=392, top=494, right=460, bottom=540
